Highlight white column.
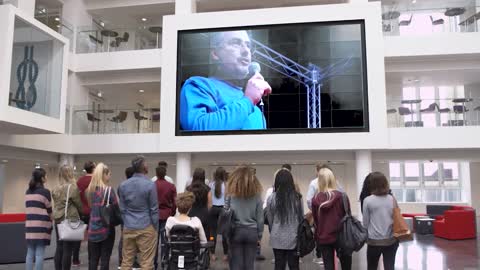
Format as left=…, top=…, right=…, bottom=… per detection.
left=355, top=150, right=372, bottom=215
left=59, top=154, right=74, bottom=167
left=176, top=153, right=192, bottom=192
left=16, top=0, right=36, bottom=17
left=175, top=0, right=197, bottom=15
left=0, top=164, right=5, bottom=213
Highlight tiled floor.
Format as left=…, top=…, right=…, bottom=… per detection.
left=1, top=232, right=478, bottom=270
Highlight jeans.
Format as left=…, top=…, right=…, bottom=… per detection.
left=317, top=242, right=352, bottom=270
left=54, top=224, right=74, bottom=270
left=229, top=226, right=258, bottom=270
left=209, top=206, right=228, bottom=255
left=88, top=229, right=115, bottom=270
left=367, top=241, right=399, bottom=270
left=273, top=249, right=299, bottom=270
left=154, top=220, right=167, bottom=270
left=26, top=243, right=46, bottom=270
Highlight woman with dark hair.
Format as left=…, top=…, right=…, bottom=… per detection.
left=359, top=176, right=371, bottom=213
left=187, top=168, right=212, bottom=244
left=208, top=167, right=228, bottom=261
left=25, top=168, right=52, bottom=270
left=266, top=169, right=303, bottom=270
left=363, top=172, right=398, bottom=270
left=227, top=165, right=264, bottom=270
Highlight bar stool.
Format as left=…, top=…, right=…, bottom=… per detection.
left=87, top=112, right=101, bottom=133
left=134, top=111, right=149, bottom=133
left=108, top=111, right=128, bottom=133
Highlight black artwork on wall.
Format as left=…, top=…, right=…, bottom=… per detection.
left=15, top=45, right=38, bottom=110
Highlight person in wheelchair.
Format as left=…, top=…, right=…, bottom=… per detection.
left=163, top=192, right=211, bottom=270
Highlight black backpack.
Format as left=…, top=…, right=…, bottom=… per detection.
left=296, top=218, right=316, bottom=257
left=335, top=193, right=367, bottom=256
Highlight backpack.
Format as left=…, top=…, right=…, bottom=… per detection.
left=296, top=218, right=316, bottom=257
left=335, top=192, right=367, bottom=256
left=217, top=196, right=235, bottom=239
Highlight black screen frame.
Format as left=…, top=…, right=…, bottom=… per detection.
left=175, top=19, right=369, bottom=136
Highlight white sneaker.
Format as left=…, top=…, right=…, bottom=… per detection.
left=312, top=257, right=324, bottom=265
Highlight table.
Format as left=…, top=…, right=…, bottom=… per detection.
left=416, top=218, right=435, bottom=235
left=452, top=98, right=473, bottom=125
left=382, top=11, right=401, bottom=20
left=401, top=99, right=422, bottom=126
left=101, top=30, right=119, bottom=52
left=148, top=26, right=162, bottom=48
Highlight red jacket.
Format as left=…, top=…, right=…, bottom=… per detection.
left=77, top=175, right=92, bottom=216
left=155, top=179, right=177, bottom=221
left=312, top=190, right=348, bottom=244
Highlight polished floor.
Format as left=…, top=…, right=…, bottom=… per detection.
left=1, top=231, right=478, bottom=270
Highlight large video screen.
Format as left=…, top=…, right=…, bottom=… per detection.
left=176, top=20, right=368, bottom=135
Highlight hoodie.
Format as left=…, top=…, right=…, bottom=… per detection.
left=311, top=190, right=348, bottom=244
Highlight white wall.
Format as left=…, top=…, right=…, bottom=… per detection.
left=159, top=2, right=389, bottom=153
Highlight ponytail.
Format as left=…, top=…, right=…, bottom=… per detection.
left=29, top=168, right=46, bottom=191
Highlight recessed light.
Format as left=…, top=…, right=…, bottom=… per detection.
left=56, top=25, right=61, bottom=28
left=1, top=160, right=7, bottom=163
left=412, top=0, right=416, bottom=3
left=414, top=79, right=420, bottom=82
left=141, top=18, right=148, bottom=22
left=251, top=162, right=257, bottom=165
left=100, top=21, right=105, bottom=27
left=97, top=91, right=102, bottom=97
left=55, top=17, right=60, bottom=21
left=139, top=89, right=145, bottom=93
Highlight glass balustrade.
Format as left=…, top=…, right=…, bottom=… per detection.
left=76, top=25, right=162, bottom=53
left=382, top=5, right=480, bottom=36
left=71, top=105, right=160, bottom=134
left=386, top=97, right=480, bottom=128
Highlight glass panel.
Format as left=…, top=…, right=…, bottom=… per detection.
left=389, top=162, right=401, bottom=184
left=391, top=189, right=403, bottom=202
left=9, top=16, right=64, bottom=118
left=424, top=162, right=439, bottom=186
left=424, top=189, right=442, bottom=202
left=443, top=162, right=459, bottom=186
left=404, top=162, right=420, bottom=186
left=405, top=189, right=422, bottom=202
left=445, top=189, right=461, bottom=202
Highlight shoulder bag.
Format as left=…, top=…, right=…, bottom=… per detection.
left=57, top=184, right=87, bottom=241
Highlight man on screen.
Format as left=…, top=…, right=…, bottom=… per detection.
left=180, top=30, right=272, bottom=131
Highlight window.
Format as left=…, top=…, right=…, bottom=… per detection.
left=388, top=161, right=463, bottom=203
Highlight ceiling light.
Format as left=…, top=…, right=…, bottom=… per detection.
left=412, top=0, right=416, bottom=3
left=141, top=18, right=148, bottom=22
left=139, top=89, right=145, bottom=93
left=97, top=91, right=102, bottom=97
left=56, top=25, right=61, bottom=28
left=55, top=17, right=60, bottom=21
left=414, top=79, right=420, bottom=82
left=1, top=160, right=8, bottom=163
left=44, top=164, right=49, bottom=166
left=100, top=21, right=105, bottom=27
left=35, top=163, right=41, bottom=169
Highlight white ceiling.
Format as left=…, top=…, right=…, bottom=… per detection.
left=88, top=2, right=175, bottom=28
left=196, top=0, right=347, bottom=12
left=386, top=69, right=480, bottom=86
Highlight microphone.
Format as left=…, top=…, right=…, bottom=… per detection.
left=247, top=62, right=264, bottom=113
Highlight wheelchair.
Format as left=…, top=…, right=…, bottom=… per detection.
left=161, top=224, right=213, bottom=270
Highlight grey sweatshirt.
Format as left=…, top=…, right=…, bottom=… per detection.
left=362, top=194, right=396, bottom=246
left=230, top=195, right=264, bottom=240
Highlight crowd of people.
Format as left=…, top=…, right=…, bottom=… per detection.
left=24, top=156, right=400, bottom=270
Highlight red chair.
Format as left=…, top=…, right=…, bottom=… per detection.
left=433, top=206, right=476, bottom=240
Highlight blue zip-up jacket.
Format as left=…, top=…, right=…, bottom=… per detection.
left=180, top=76, right=266, bottom=131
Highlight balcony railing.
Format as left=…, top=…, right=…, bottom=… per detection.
left=387, top=97, right=480, bottom=128
left=71, top=105, right=160, bottom=134
left=34, top=8, right=74, bottom=51
left=382, top=6, right=480, bottom=36
left=76, top=25, right=162, bottom=54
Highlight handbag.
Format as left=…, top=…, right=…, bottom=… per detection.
left=57, top=184, right=87, bottom=241
left=217, top=196, right=235, bottom=239
left=100, top=187, right=122, bottom=227
left=335, top=192, right=367, bottom=256
left=392, top=195, right=413, bottom=242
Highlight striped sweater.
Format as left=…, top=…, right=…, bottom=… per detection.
left=25, top=186, right=53, bottom=245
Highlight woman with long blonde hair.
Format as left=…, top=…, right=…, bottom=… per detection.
left=311, top=167, right=352, bottom=270
left=52, top=165, right=83, bottom=270
left=86, top=163, right=120, bottom=270
left=226, top=165, right=263, bottom=270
